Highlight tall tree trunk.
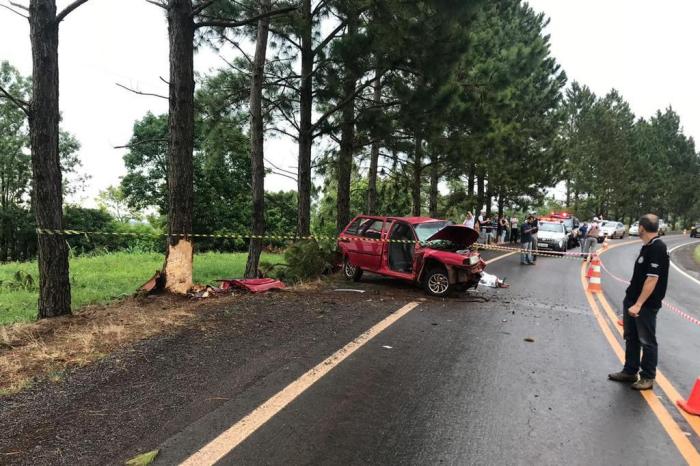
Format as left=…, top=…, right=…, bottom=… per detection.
left=411, top=137, right=423, bottom=216
left=467, top=163, right=477, bottom=210
left=476, top=170, right=484, bottom=215
left=335, top=17, right=356, bottom=233
left=296, top=0, right=313, bottom=236
left=30, top=0, right=71, bottom=318
left=497, top=192, right=504, bottom=218
left=467, top=162, right=475, bottom=204
left=244, top=0, right=271, bottom=279
left=162, top=0, right=195, bottom=294
left=366, top=71, right=381, bottom=215
left=485, top=190, right=492, bottom=217
left=428, top=154, right=439, bottom=217
left=565, top=179, right=571, bottom=208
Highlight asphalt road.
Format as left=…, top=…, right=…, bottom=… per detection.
left=154, top=239, right=700, bottom=465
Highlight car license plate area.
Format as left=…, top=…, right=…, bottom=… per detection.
left=538, top=243, right=549, bottom=248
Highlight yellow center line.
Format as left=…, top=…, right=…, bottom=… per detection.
left=580, top=262, right=700, bottom=464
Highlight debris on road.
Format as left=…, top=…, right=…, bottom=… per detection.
left=138, top=271, right=162, bottom=293
left=382, top=345, right=393, bottom=349
left=125, top=449, right=159, bottom=465
left=333, top=288, right=366, bottom=293
left=219, top=278, right=286, bottom=294
left=479, top=272, right=509, bottom=288
left=524, top=337, right=535, bottom=343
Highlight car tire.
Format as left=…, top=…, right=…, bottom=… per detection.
left=343, top=257, right=363, bottom=282
left=423, top=266, right=451, bottom=297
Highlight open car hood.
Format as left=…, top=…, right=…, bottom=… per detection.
left=425, top=225, right=479, bottom=246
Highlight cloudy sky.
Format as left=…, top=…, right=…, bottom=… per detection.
left=1, top=0, right=699, bottom=205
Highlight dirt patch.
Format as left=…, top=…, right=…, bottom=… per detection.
left=0, top=287, right=255, bottom=395
left=0, top=280, right=411, bottom=465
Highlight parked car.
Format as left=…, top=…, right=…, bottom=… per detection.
left=338, top=216, right=485, bottom=297
left=600, top=221, right=626, bottom=239
left=690, top=223, right=700, bottom=238
left=629, top=222, right=639, bottom=236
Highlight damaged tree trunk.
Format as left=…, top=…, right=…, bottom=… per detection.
left=29, top=0, right=71, bottom=318
left=244, top=0, right=271, bottom=279
left=162, top=0, right=195, bottom=293
left=366, top=71, right=381, bottom=215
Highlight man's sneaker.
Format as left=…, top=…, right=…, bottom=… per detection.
left=608, top=371, right=638, bottom=383
left=631, top=378, right=654, bottom=390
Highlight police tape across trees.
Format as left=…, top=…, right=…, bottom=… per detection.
left=1, top=0, right=699, bottom=319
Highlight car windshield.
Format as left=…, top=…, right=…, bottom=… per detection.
left=538, top=222, right=563, bottom=233
left=413, top=221, right=451, bottom=241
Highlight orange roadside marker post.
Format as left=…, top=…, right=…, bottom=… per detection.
left=677, top=378, right=700, bottom=416
left=587, top=254, right=603, bottom=294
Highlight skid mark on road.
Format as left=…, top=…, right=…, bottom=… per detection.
left=579, top=262, right=700, bottom=464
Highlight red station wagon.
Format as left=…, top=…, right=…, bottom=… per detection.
left=338, top=216, right=486, bottom=297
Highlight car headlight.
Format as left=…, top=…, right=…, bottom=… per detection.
left=464, top=255, right=480, bottom=266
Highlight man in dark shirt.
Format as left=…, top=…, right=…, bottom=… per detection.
left=608, top=214, right=669, bottom=390
left=520, top=215, right=534, bottom=265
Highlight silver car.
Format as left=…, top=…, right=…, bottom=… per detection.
left=629, top=222, right=639, bottom=236
left=600, top=221, right=627, bottom=239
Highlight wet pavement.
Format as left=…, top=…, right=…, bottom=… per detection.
left=2, top=240, right=700, bottom=465
left=157, top=242, right=699, bottom=465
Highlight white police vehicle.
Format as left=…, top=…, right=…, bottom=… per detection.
left=536, top=220, right=568, bottom=253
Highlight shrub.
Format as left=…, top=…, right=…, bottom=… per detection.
left=270, top=239, right=338, bottom=282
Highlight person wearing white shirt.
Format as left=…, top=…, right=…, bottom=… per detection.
left=463, top=211, right=475, bottom=229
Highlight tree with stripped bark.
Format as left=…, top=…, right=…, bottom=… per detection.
left=143, top=0, right=298, bottom=292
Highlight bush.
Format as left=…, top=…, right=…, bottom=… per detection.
left=269, top=239, right=339, bottom=282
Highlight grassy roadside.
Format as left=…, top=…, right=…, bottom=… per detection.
left=0, top=251, right=283, bottom=325
left=694, top=245, right=700, bottom=266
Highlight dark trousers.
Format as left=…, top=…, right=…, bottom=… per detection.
left=622, top=298, right=659, bottom=379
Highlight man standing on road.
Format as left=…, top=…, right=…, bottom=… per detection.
left=520, top=215, right=534, bottom=265
left=582, top=218, right=600, bottom=260
left=529, top=215, right=539, bottom=263
left=608, top=214, right=669, bottom=390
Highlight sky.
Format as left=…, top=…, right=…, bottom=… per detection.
left=1, top=0, right=699, bottom=206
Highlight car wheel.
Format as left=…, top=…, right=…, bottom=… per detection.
left=424, top=266, right=451, bottom=297
left=343, top=257, right=363, bottom=282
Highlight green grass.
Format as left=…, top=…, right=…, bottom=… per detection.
left=0, top=251, right=283, bottom=325
left=694, top=245, right=700, bottom=266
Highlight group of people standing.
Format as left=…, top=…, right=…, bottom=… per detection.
left=462, top=211, right=539, bottom=264
left=463, top=211, right=513, bottom=245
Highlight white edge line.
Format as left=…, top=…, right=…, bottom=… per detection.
left=668, top=241, right=700, bottom=288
